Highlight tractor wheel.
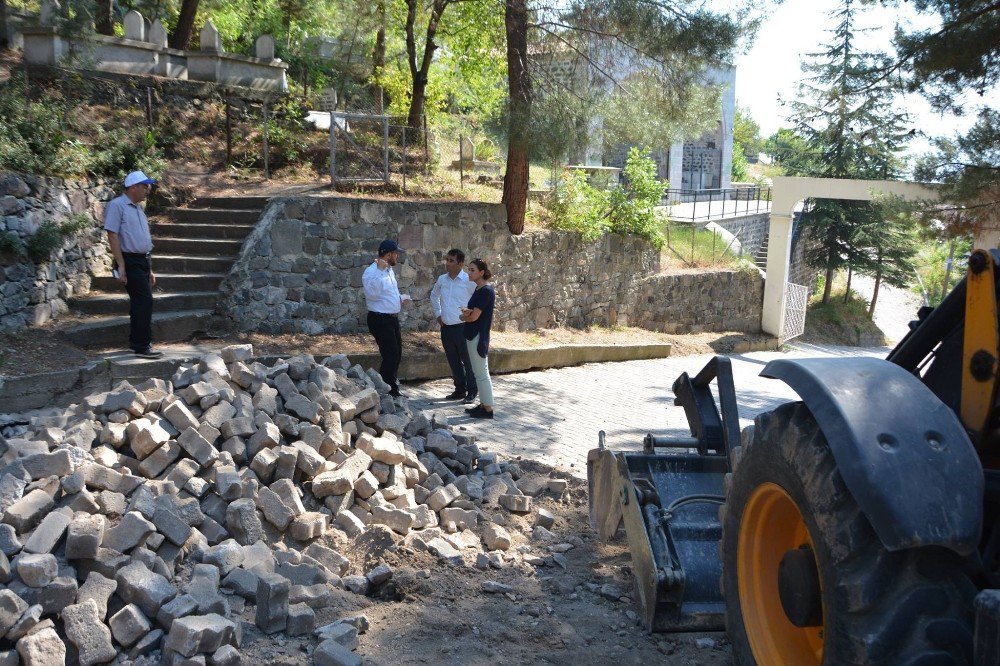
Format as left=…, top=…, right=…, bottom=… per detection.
left=721, top=401, right=976, bottom=665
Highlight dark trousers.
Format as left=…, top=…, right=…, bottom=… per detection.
left=441, top=324, right=476, bottom=395
left=367, top=311, right=402, bottom=391
left=123, top=253, right=153, bottom=351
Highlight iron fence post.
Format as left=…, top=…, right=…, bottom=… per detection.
left=263, top=98, right=270, bottom=180
left=329, top=112, right=336, bottom=186
left=383, top=116, right=389, bottom=185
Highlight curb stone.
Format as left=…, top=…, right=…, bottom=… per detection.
left=0, top=342, right=681, bottom=413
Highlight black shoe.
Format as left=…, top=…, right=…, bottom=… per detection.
left=134, top=347, right=163, bottom=359
left=462, top=393, right=478, bottom=404
left=465, top=404, right=482, bottom=413
left=469, top=406, right=494, bottom=419
left=389, top=387, right=404, bottom=398
left=445, top=390, right=465, bottom=400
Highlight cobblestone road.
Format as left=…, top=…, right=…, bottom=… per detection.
left=405, top=342, right=890, bottom=478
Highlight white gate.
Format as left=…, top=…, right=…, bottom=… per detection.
left=782, top=282, right=808, bottom=340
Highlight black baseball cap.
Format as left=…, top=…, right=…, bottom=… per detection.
left=378, top=239, right=403, bottom=255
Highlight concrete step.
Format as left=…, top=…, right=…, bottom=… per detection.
left=154, top=255, right=236, bottom=273
left=152, top=237, right=243, bottom=256
left=165, top=208, right=262, bottom=225
left=91, top=273, right=226, bottom=292
left=151, top=222, right=256, bottom=240
left=190, top=197, right=271, bottom=210
left=70, top=291, right=218, bottom=315
left=64, top=310, right=213, bottom=348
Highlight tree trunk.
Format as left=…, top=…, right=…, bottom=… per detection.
left=169, top=0, right=200, bottom=50
left=843, top=265, right=853, bottom=303
left=502, top=0, right=530, bottom=235
left=405, top=0, right=446, bottom=129
left=822, top=265, right=834, bottom=304
left=372, top=0, right=386, bottom=113
left=868, top=248, right=883, bottom=319
left=94, top=0, right=113, bottom=35
left=0, top=0, right=8, bottom=49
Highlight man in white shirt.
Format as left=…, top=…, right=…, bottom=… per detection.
left=363, top=239, right=411, bottom=397
left=430, top=249, right=478, bottom=402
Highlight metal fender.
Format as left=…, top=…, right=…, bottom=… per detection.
left=761, top=356, right=983, bottom=555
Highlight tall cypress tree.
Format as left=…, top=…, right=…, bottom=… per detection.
left=788, top=0, right=912, bottom=303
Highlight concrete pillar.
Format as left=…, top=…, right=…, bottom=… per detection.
left=761, top=211, right=794, bottom=337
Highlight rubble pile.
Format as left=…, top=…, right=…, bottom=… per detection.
left=0, top=345, right=558, bottom=665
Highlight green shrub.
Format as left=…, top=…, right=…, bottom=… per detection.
left=0, top=231, right=26, bottom=258
left=87, top=128, right=167, bottom=182
left=550, top=147, right=666, bottom=249
left=25, top=222, right=64, bottom=262
left=0, top=75, right=166, bottom=179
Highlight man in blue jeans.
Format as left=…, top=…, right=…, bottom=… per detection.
left=103, top=170, right=161, bottom=359
left=430, top=248, right=477, bottom=402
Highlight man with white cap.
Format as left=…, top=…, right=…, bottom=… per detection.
left=103, top=170, right=161, bottom=358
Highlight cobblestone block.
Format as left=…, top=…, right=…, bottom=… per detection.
left=62, top=599, right=117, bottom=666
left=254, top=573, right=290, bottom=634
left=109, top=603, right=151, bottom=647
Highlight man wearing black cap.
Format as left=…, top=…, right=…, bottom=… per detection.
left=362, top=240, right=411, bottom=396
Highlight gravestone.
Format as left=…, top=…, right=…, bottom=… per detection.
left=200, top=20, right=220, bottom=52
left=39, top=0, right=60, bottom=25
left=148, top=19, right=167, bottom=48
left=124, top=10, right=145, bottom=41
left=459, top=136, right=475, bottom=163
left=320, top=88, right=337, bottom=113
left=255, top=35, right=275, bottom=60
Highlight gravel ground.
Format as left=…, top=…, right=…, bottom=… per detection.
left=849, top=275, right=924, bottom=345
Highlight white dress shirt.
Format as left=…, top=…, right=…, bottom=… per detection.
left=430, top=271, right=476, bottom=325
left=363, top=261, right=402, bottom=314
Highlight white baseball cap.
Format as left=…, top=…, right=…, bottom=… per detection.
left=123, top=171, right=157, bottom=188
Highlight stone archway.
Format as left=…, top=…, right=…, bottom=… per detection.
left=762, top=176, right=939, bottom=338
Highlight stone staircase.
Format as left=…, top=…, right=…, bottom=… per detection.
left=754, top=236, right=769, bottom=271
left=65, top=197, right=270, bottom=348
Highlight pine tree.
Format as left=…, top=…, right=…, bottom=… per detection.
left=789, top=0, right=912, bottom=303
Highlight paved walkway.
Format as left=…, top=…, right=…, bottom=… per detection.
left=406, top=342, right=890, bottom=478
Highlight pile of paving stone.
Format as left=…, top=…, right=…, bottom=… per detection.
left=0, top=344, right=559, bottom=666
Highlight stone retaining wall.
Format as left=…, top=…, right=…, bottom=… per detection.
left=218, top=196, right=763, bottom=336
left=716, top=212, right=769, bottom=258
left=0, top=172, right=115, bottom=332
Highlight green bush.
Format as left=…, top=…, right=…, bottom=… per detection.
left=550, top=147, right=666, bottom=249
left=0, top=75, right=166, bottom=180
left=0, top=231, right=26, bottom=258
left=25, top=222, right=64, bottom=262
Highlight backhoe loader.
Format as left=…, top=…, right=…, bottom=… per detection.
left=589, top=248, right=1000, bottom=664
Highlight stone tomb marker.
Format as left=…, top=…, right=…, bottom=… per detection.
left=39, top=0, right=60, bottom=26
left=200, top=20, right=221, bottom=52
left=255, top=35, right=275, bottom=60
left=320, top=88, right=337, bottom=112
left=148, top=19, right=168, bottom=48
left=459, top=136, right=475, bottom=163
left=124, top=10, right=146, bottom=42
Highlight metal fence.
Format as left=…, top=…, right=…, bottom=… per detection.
left=662, top=186, right=772, bottom=222
left=782, top=282, right=809, bottom=340
left=329, top=112, right=429, bottom=188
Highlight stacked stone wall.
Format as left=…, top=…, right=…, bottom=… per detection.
left=0, top=172, right=115, bottom=332
left=218, top=197, right=763, bottom=336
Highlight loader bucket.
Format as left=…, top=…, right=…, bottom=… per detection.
left=586, top=357, right=738, bottom=632
left=588, top=445, right=727, bottom=631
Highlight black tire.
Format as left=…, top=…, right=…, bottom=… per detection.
left=721, top=401, right=976, bottom=665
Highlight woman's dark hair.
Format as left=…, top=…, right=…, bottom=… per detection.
left=470, top=258, right=492, bottom=281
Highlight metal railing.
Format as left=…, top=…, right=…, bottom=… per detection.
left=662, top=186, right=772, bottom=222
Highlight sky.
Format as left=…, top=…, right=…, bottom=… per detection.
left=733, top=0, right=990, bottom=157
